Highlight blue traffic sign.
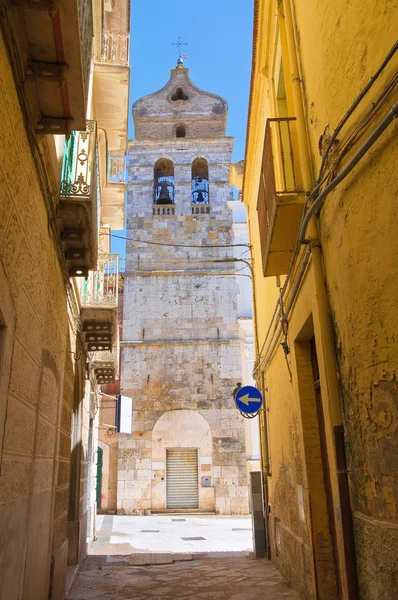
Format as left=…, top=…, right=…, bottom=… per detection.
left=235, top=385, right=263, bottom=415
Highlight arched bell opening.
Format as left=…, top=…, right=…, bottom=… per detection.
left=171, top=87, right=189, bottom=101
left=154, top=158, right=174, bottom=205
left=192, top=157, right=209, bottom=205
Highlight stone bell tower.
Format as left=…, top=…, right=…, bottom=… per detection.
left=119, top=59, right=249, bottom=515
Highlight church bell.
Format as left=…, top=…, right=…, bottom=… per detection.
left=156, top=181, right=172, bottom=204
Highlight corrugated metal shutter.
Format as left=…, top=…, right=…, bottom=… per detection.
left=166, top=448, right=199, bottom=510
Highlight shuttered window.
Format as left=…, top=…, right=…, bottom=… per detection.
left=166, top=448, right=199, bottom=510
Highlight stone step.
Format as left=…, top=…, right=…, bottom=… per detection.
left=128, top=552, right=194, bottom=566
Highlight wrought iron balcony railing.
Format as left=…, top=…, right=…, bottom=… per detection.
left=101, top=32, right=130, bottom=66
left=81, top=254, right=119, bottom=308
left=58, top=120, right=100, bottom=276
left=257, top=117, right=305, bottom=277
left=60, top=121, right=99, bottom=207
left=108, top=153, right=127, bottom=184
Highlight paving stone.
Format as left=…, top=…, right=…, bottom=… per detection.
left=140, top=530, right=160, bottom=533
left=68, top=556, right=299, bottom=599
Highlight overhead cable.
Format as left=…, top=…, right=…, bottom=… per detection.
left=104, top=232, right=249, bottom=249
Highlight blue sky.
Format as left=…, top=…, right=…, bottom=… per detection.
left=112, top=0, right=254, bottom=259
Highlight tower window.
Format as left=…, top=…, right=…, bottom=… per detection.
left=192, top=158, right=209, bottom=205
left=176, top=125, right=186, bottom=138
left=171, top=87, right=188, bottom=101
left=154, top=158, right=174, bottom=205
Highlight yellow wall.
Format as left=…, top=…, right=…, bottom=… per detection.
left=244, top=0, right=398, bottom=598
left=294, top=1, right=398, bottom=595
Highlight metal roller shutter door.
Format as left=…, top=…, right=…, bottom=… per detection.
left=166, top=448, right=199, bottom=510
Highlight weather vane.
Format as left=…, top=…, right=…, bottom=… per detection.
left=172, top=37, right=189, bottom=61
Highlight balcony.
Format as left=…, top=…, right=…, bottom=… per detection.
left=99, top=152, right=127, bottom=230
left=108, top=154, right=127, bottom=184
left=80, top=254, right=119, bottom=355
left=192, top=205, right=210, bottom=215
left=93, top=28, right=129, bottom=229
left=257, top=118, right=305, bottom=277
left=101, top=32, right=130, bottom=66
left=153, top=205, right=175, bottom=216
left=92, top=349, right=118, bottom=384
left=4, top=0, right=93, bottom=133
left=58, top=121, right=99, bottom=277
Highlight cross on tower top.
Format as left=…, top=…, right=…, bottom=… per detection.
left=172, top=37, right=188, bottom=63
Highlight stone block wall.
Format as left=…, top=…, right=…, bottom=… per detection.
left=119, top=340, right=248, bottom=515
left=0, top=31, right=97, bottom=599
left=0, top=31, right=69, bottom=599
left=132, top=64, right=227, bottom=141
left=119, top=127, right=249, bottom=514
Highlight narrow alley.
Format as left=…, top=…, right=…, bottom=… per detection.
left=0, top=0, right=397, bottom=598
left=68, top=516, right=298, bottom=600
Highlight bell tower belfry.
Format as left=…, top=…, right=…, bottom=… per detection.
left=119, top=60, right=249, bottom=515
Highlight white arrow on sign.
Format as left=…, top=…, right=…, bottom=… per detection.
left=239, top=393, right=261, bottom=406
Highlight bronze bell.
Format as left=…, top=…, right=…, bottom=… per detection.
left=156, top=181, right=172, bottom=204
left=196, top=190, right=205, bottom=204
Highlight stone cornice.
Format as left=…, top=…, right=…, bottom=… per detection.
left=121, top=338, right=241, bottom=346
left=123, top=270, right=238, bottom=277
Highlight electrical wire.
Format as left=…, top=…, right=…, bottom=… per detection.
left=316, top=40, right=398, bottom=183
left=121, top=256, right=253, bottom=265
left=105, top=232, right=249, bottom=249
left=253, top=47, right=398, bottom=374
left=336, top=72, right=398, bottom=165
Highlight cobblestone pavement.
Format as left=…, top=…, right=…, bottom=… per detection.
left=68, top=555, right=299, bottom=600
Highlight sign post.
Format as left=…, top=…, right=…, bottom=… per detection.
left=234, top=385, right=263, bottom=418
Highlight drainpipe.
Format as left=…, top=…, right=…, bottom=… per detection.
left=247, top=216, right=271, bottom=558
left=281, top=1, right=359, bottom=597
left=281, top=0, right=343, bottom=433
left=280, top=2, right=342, bottom=424
left=279, top=0, right=313, bottom=190
left=259, top=370, right=271, bottom=559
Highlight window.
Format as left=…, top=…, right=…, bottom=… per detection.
left=171, top=87, right=188, bottom=101
left=176, top=125, right=186, bottom=138
left=154, top=158, right=174, bottom=205
left=191, top=158, right=209, bottom=204
left=61, top=131, right=78, bottom=185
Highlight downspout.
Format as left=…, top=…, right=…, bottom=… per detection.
left=281, top=0, right=344, bottom=457
left=259, top=370, right=271, bottom=559
left=281, top=1, right=359, bottom=597
left=247, top=216, right=271, bottom=558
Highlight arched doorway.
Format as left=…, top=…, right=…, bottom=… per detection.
left=151, top=410, right=214, bottom=512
